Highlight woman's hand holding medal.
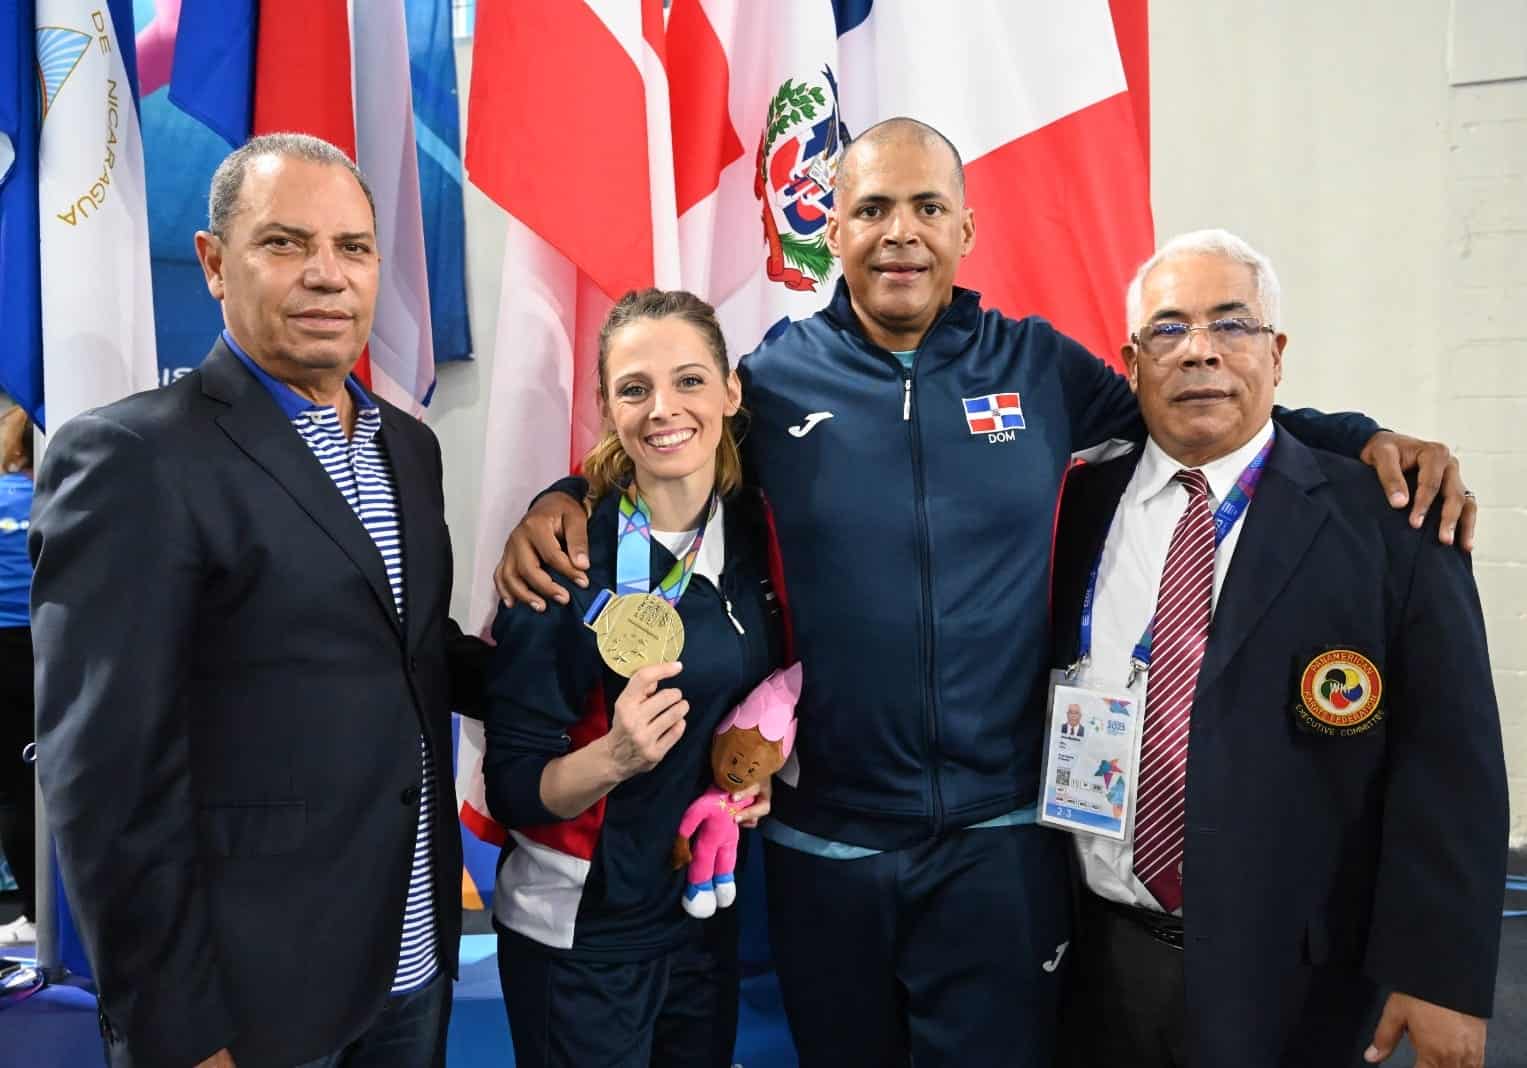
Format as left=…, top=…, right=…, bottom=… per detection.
left=602, top=661, right=690, bottom=780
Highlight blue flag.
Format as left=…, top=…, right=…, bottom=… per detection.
left=168, top=0, right=255, bottom=150
left=0, top=0, right=43, bottom=421
left=140, top=0, right=247, bottom=379
left=407, top=0, right=472, bottom=365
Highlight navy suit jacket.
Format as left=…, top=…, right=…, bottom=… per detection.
left=31, top=341, right=481, bottom=1067
left=1051, top=428, right=1506, bottom=1065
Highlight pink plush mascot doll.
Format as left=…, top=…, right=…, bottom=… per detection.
left=671, top=663, right=801, bottom=918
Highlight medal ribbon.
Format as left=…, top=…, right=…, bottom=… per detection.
left=614, top=486, right=719, bottom=605
left=1075, top=431, right=1275, bottom=676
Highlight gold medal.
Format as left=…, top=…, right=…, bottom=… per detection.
left=588, top=592, right=685, bottom=677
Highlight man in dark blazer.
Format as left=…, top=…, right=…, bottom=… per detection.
left=31, top=134, right=482, bottom=1068
left=1051, top=230, right=1506, bottom=1068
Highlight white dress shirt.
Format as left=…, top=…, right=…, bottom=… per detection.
left=1071, top=419, right=1274, bottom=913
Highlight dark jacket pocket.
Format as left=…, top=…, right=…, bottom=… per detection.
left=197, top=800, right=306, bottom=858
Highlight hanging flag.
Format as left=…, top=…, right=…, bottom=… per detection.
left=666, top=0, right=843, bottom=353
left=247, top=0, right=369, bottom=387
left=166, top=0, right=445, bottom=412
left=136, top=1, right=234, bottom=380
left=134, top=0, right=179, bottom=98
left=354, top=0, right=436, bottom=414
left=0, top=0, right=44, bottom=423
left=457, top=0, right=679, bottom=846
left=667, top=0, right=1153, bottom=371
left=35, top=0, right=159, bottom=430
left=167, top=0, right=255, bottom=149
left=406, top=0, right=473, bottom=366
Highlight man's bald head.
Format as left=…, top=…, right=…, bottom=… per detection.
left=838, top=117, right=966, bottom=200
left=825, top=115, right=975, bottom=353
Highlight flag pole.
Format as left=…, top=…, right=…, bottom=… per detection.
left=29, top=425, right=62, bottom=978
left=31, top=748, right=62, bottom=977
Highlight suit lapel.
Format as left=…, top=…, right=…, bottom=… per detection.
left=1196, top=432, right=1331, bottom=694
left=379, top=403, right=437, bottom=653
left=1052, top=452, right=1141, bottom=666
left=201, top=342, right=402, bottom=635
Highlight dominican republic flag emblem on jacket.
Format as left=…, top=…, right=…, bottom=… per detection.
left=963, top=393, right=1026, bottom=434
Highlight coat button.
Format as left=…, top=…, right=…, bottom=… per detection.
left=400, top=785, right=420, bottom=805
left=409, top=656, right=419, bottom=673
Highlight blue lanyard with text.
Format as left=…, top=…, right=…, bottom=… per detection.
left=1070, top=431, right=1275, bottom=688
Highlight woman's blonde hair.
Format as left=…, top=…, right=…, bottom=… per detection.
left=583, top=288, right=744, bottom=505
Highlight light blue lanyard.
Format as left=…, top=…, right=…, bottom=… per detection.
left=1072, top=432, right=1274, bottom=686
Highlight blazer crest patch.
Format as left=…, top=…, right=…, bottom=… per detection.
left=1294, top=648, right=1385, bottom=737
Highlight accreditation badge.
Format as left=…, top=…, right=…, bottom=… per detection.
left=1037, top=676, right=1143, bottom=840
left=584, top=591, right=685, bottom=678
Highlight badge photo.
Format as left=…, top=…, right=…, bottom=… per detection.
left=1292, top=648, right=1384, bottom=737
left=1038, top=681, right=1141, bottom=841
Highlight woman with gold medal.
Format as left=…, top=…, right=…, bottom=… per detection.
left=483, top=290, right=787, bottom=1068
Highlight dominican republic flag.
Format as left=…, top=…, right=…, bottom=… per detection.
left=168, top=0, right=441, bottom=413
left=0, top=0, right=159, bottom=432
left=458, top=0, right=679, bottom=848
left=964, top=392, right=1025, bottom=434
left=667, top=0, right=1154, bottom=371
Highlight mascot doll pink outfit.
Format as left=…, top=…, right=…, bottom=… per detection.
left=672, top=663, right=801, bottom=918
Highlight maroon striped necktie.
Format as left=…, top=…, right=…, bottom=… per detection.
left=1133, top=469, right=1216, bottom=913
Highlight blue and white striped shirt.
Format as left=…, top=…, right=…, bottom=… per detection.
left=226, top=333, right=438, bottom=994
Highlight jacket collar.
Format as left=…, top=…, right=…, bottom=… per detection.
left=1051, top=425, right=1327, bottom=680
left=218, top=329, right=376, bottom=421
left=1194, top=428, right=1331, bottom=695
left=200, top=339, right=405, bottom=637
left=819, top=276, right=984, bottom=367
left=582, top=485, right=756, bottom=604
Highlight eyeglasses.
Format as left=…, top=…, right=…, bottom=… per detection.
left=1131, top=317, right=1275, bottom=360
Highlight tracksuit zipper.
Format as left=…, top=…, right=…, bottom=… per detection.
left=693, top=572, right=749, bottom=668
left=722, top=597, right=745, bottom=634
left=894, top=302, right=957, bottom=839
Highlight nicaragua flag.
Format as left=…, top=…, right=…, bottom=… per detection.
left=35, top=0, right=159, bottom=431
left=667, top=0, right=1154, bottom=371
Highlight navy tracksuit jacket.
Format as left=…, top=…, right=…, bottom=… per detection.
left=743, top=279, right=1377, bottom=851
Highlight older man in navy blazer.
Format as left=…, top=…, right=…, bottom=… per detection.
left=1051, top=230, right=1505, bottom=1068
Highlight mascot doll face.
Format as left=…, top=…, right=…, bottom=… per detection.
left=711, top=725, right=785, bottom=792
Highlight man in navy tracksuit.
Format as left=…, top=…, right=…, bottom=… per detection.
left=499, top=119, right=1473, bottom=1066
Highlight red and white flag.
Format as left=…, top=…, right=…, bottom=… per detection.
left=352, top=1, right=436, bottom=414
left=667, top=0, right=1153, bottom=369
left=459, top=0, right=678, bottom=843
left=251, top=0, right=436, bottom=411
left=454, top=0, right=1152, bottom=842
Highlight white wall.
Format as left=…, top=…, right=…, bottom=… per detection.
left=429, top=5, right=1527, bottom=835
left=1150, top=0, right=1527, bottom=839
